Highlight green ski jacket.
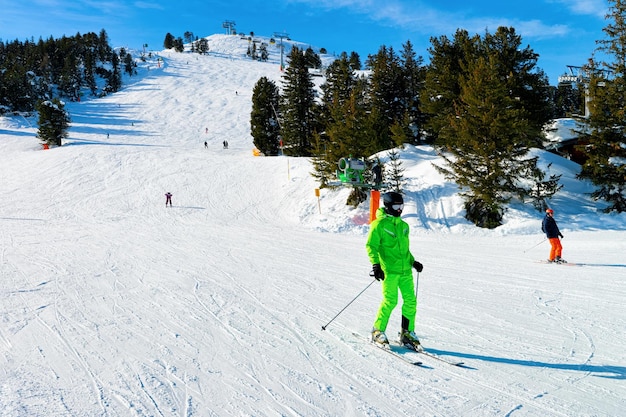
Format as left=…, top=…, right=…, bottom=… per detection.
left=366, top=207, right=415, bottom=275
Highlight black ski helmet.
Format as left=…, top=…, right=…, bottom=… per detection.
left=382, top=191, right=404, bottom=217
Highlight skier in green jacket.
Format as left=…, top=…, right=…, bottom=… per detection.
left=366, top=191, right=423, bottom=350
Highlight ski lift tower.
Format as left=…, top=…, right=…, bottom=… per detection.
left=273, top=32, right=289, bottom=71
left=558, top=65, right=590, bottom=118
left=222, top=20, right=236, bottom=35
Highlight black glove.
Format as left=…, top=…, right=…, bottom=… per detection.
left=413, top=261, right=423, bottom=272
left=559, top=233, right=564, bottom=238
left=372, top=264, right=385, bottom=281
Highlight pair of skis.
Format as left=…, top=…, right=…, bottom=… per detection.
left=370, top=340, right=424, bottom=366
left=536, top=260, right=581, bottom=266
left=356, top=333, right=464, bottom=367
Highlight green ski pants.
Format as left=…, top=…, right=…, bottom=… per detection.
left=373, top=272, right=417, bottom=332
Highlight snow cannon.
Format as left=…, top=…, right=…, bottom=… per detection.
left=336, top=157, right=365, bottom=185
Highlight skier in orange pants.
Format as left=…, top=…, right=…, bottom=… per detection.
left=542, top=208, right=565, bottom=263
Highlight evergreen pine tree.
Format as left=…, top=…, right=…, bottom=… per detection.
left=163, top=33, right=175, bottom=50
left=386, top=148, right=405, bottom=193
left=348, top=52, right=361, bottom=71
left=84, top=50, right=98, bottom=96
left=320, top=54, right=355, bottom=117
left=483, top=27, right=552, bottom=141
left=250, top=42, right=258, bottom=61
left=258, top=43, right=268, bottom=61
left=250, top=77, right=281, bottom=155
left=310, top=132, right=333, bottom=188
left=421, top=30, right=476, bottom=144
left=280, top=46, right=317, bottom=156
left=400, top=40, right=426, bottom=144
left=326, top=85, right=370, bottom=160
left=195, top=38, right=209, bottom=55
left=120, top=48, right=136, bottom=76
left=58, top=54, right=81, bottom=100
left=0, top=31, right=118, bottom=111
left=1, top=56, right=36, bottom=111
left=439, top=54, right=542, bottom=228
left=390, top=115, right=411, bottom=148
left=36, top=98, right=70, bottom=146
left=577, top=0, right=626, bottom=212
left=98, top=29, right=112, bottom=62
left=106, top=52, right=122, bottom=93
left=183, top=31, right=195, bottom=44
left=365, top=46, right=406, bottom=152
left=173, top=37, right=185, bottom=52
left=422, top=27, right=551, bottom=148
left=318, top=55, right=358, bottom=162
left=304, top=47, right=321, bottom=69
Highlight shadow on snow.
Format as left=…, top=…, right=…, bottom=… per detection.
left=428, top=348, right=626, bottom=379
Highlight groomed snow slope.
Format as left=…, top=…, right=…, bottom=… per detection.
left=1, top=38, right=625, bottom=416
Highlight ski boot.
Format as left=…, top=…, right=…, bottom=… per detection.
left=371, top=329, right=389, bottom=346
left=400, top=329, right=423, bottom=352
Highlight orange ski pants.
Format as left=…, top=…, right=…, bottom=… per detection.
left=548, top=238, right=562, bottom=260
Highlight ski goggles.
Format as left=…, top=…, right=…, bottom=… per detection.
left=391, top=203, right=404, bottom=211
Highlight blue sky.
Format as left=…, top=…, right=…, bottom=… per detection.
left=0, top=0, right=611, bottom=85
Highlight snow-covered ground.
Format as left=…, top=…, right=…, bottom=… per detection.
left=1, top=34, right=625, bottom=416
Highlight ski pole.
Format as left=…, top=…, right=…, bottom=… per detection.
left=523, top=238, right=547, bottom=253
left=321, top=278, right=377, bottom=331
left=415, top=271, right=420, bottom=299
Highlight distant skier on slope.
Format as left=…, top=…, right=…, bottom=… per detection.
left=165, top=192, right=173, bottom=207
left=542, top=208, right=566, bottom=263
left=366, top=191, right=424, bottom=350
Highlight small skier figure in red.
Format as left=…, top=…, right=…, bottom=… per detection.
left=165, top=192, right=172, bottom=207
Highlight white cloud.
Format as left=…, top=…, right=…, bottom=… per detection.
left=507, top=19, right=571, bottom=39
left=286, top=0, right=573, bottom=41
left=550, top=0, right=607, bottom=17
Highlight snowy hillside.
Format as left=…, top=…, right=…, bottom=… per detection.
left=199, top=33, right=336, bottom=68
left=1, top=41, right=625, bottom=417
